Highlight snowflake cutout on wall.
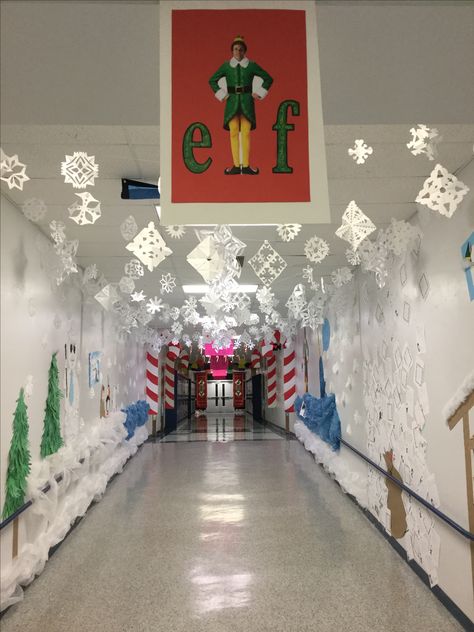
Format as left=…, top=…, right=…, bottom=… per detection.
left=165, top=225, right=186, bottom=239
left=335, top=200, right=376, bottom=250
left=119, top=276, right=135, bottom=294
left=68, top=192, right=101, bottom=225
left=304, top=235, right=329, bottom=263
left=276, top=224, right=302, bottom=242
left=130, top=290, right=146, bottom=302
left=345, top=248, right=361, bottom=266
left=331, top=267, right=353, bottom=288
left=124, top=259, right=144, bottom=279
left=415, top=163, right=469, bottom=218
left=248, top=240, right=287, bottom=286
left=120, top=215, right=138, bottom=241
left=407, top=124, right=441, bottom=161
left=0, top=149, right=30, bottom=190
left=22, top=198, right=47, bottom=222
left=348, top=139, right=373, bottom=165
left=160, top=273, right=176, bottom=294
left=126, top=222, right=172, bottom=272
left=61, top=151, right=99, bottom=188
left=146, top=296, right=164, bottom=314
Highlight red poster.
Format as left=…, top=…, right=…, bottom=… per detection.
left=195, top=371, right=208, bottom=410
left=233, top=371, right=246, bottom=409
left=171, top=9, right=309, bottom=203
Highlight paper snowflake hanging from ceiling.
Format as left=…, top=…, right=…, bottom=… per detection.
left=286, top=284, right=307, bottom=320
left=331, top=267, right=353, bottom=288
left=276, top=224, right=302, bottom=242
left=130, top=290, right=146, bottom=303
left=68, top=192, right=101, bottom=225
left=383, top=219, right=422, bottom=256
left=95, top=284, right=121, bottom=311
left=119, top=276, right=135, bottom=294
left=187, top=235, right=226, bottom=283
left=22, top=198, right=47, bottom=222
left=171, top=321, right=183, bottom=338
left=126, top=222, right=172, bottom=272
left=165, top=225, right=186, bottom=239
left=160, top=273, right=176, bottom=294
left=169, top=307, right=181, bottom=321
left=60, top=151, right=99, bottom=188
left=146, top=296, right=164, bottom=314
left=407, top=124, right=441, bottom=160
left=220, top=293, right=238, bottom=313
left=49, top=220, right=66, bottom=244
left=124, top=259, right=144, bottom=280
left=335, top=200, right=376, bottom=250
left=83, top=263, right=98, bottom=284
left=304, top=235, right=330, bottom=263
left=248, top=240, right=287, bottom=286
left=0, top=149, right=30, bottom=190
left=348, top=139, right=373, bottom=165
left=345, top=248, right=361, bottom=266
left=120, top=215, right=138, bottom=241
left=415, top=163, right=469, bottom=218
left=302, top=265, right=314, bottom=285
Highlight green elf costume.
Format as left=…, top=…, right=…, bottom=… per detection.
left=209, top=36, right=273, bottom=175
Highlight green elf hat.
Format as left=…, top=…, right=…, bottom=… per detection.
left=231, top=35, right=247, bottom=51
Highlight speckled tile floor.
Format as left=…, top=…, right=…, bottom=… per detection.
left=1, top=418, right=464, bottom=632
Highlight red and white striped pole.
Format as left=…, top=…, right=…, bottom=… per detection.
left=262, top=343, right=277, bottom=408
left=179, top=345, right=190, bottom=373
left=164, top=343, right=180, bottom=409
left=146, top=351, right=159, bottom=414
left=283, top=343, right=296, bottom=413
left=250, top=346, right=261, bottom=372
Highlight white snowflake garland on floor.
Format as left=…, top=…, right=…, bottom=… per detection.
left=68, top=192, right=101, bottom=225
left=415, top=163, right=469, bottom=218
left=348, top=139, right=373, bottom=165
left=0, top=149, right=30, bottom=190
left=304, top=235, right=329, bottom=264
left=165, top=225, right=186, bottom=239
left=335, top=200, right=376, bottom=250
left=160, top=273, right=176, bottom=294
left=126, top=222, right=172, bottom=272
left=61, top=151, right=99, bottom=188
left=22, top=198, right=47, bottom=222
left=407, top=124, right=441, bottom=161
left=249, top=240, right=287, bottom=286
left=276, top=224, right=301, bottom=242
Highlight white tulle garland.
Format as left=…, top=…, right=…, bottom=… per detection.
left=0, top=412, right=148, bottom=611
left=294, top=420, right=368, bottom=507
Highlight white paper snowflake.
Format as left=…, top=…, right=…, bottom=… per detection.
left=407, top=124, right=441, bottom=161
left=0, top=149, right=30, bottom=190
left=95, top=284, right=121, bottom=311
left=160, top=273, right=176, bottom=294
left=335, top=200, right=376, bottom=250
left=415, top=163, right=469, bottom=218
left=345, top=248, right=361, bottom=266
left=165, top=225, right=186, bottom=239
left=169, top=307, right=181, bottom=321
left=68, top=192, right=101, bottom=225
left=124, top=259, right=144, bottom=279
left=276, top=224, right=302, bottom=242
left=331, top=267, right=353, bottom=288
left=61, top=151, right=99, bottom=188
left=171, top=321, right=183, bottom=337
left=22, top=198, right=47, bottom=222
left=348, top=139, right=373, bottom=165
left=119, top=276, right=135, bottom=294
left=383, top=219, right=421, bottom=256
left=286, top=284, right=307, bottom=319
left=248, top=240, right=287, bottom=286
left=83, top=264, right=98, bottom=284
left=304, top=235, right=329, bottom=264
left=120, top=215, right=138, bottom=241
left=302, top=265, right=314, bottom=284
left=126, top=222, right=172, bottom=272
left=49, top=220, right=66, bottom=244
left=130, top=290, right=146, bottom=302
left=221, top=293, right=238, bottom=313
left=146, top=296, right=164, bottom=314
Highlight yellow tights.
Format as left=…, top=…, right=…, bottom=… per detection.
left=229, top=115, right=251, bottom=167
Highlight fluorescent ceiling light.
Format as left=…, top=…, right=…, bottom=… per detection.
left=183, top=284, right=258, bottom=294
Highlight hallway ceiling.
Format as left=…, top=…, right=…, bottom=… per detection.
left=1, top=0, right=473, bottom=314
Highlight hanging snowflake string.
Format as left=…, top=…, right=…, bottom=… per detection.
left=120, top=215, right=138, bottom=241
left=124, top=259, right=144, bottom=279
left=407, top=124, right=441, bottom=160
left=335, top=200, right=376, bottom=250
left=346, top=248, right=361, bottom=266
left=348, top=139, right=373, bottom=165
left=130, top=290, right=146, bottom=302
left=249, top=240, right=287, bottom=286
left=160, top=272, right=176, bottom=294
left=126, top=221, right=172, bottom=272
left=0, top=149, right=30, bottom=190
left=331, top=267, right=353, bottom=288
left=415, top=163, right=469, bottom=218
left=22, top=198, right=47, bottom=223
left=119, top=276, right=135, bottom=294
left=165, top=225, right=186, bottom=239
left=146, top=296, right=164, bottom=314
left=68, top=192, right=101, bottom=225
left=304, top=235, right=329, bottom=264
left=276, top=224, right=302, bottom=242
left=60, top=151, right=99, bottom=188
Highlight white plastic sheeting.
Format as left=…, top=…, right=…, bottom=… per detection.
left=0, top=412, right=148, bottom=611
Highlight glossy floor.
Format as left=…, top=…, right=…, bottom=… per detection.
left=1, top=417, right=462, bottom=632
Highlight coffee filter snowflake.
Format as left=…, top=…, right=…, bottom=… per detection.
left=126, top=222, right=172, bottom=272
left=0, top=149, right=30, bottom=190
left=304, top=235, right=329, bottom=264
left=348, top=139, right=373, bottom=165
left=160, top=273, right=176, bottom=294
left=120, top=215, right=138, bottom=241
left=68, top=192, right=101, bottom=225
left=61, top=151, right=99, bottom=189
left=249, top=240, right=287, bottom=286
left=124, top=259, right=144, bottom=279
left=335, top=200, right=376, bottom=250
left=165, top=225, right=186, bottom=239
left=22, top=198, right=47, bottom=223
left=276, top=224, right=302, bottom=242
left=407, top=124, right=441, bottom=161
left=119, top=276, right=135, bottom=294
left=415, top=163, right=469, bottom=218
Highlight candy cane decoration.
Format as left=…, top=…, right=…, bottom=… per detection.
left=250, top=346, right=261, bottom=371
left=164, top=343, right=180, bottom=409
left=179, top=346, right=190, bottom=372
left=262, top=342, right=277, bottom=408
left=283, top=344, right=296, bottom=413
left=146, top=351, right=159, bottom=414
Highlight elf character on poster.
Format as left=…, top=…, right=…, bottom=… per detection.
left=209, top=35, right=273, bottom=175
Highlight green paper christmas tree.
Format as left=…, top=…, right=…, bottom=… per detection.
left=2, top=388, right=31, bottom=519
left=40, top=352, right=64, bottom=458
